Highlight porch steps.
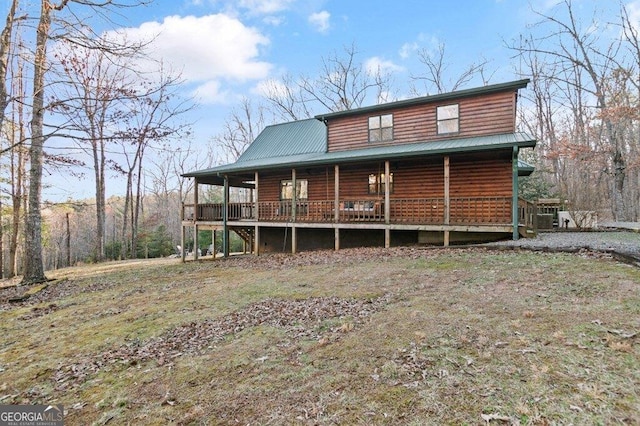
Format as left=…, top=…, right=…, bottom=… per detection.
left=519, top=225, right=537, bottom=238
left=231, top=226, right=254, bottom=246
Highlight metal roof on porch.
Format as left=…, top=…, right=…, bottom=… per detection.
left=183, top=127, right=537, bottom=181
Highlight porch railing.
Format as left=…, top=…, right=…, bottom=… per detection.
left=518, top=198, right=537, bottom=230
left=183, top=196, right=525, bottom=226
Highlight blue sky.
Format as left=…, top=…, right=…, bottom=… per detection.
left=32, top=0, right=640, bottom=199
left=108, top=0, right=638, bottom=132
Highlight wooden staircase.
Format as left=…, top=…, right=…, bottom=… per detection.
left=231, top=226, right=255, bottom=251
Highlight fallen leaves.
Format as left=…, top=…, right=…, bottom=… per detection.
left=53, top=294, right=393, bottom=390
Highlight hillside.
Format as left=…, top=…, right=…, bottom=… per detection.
left=1, top=247, right=639, bottom=424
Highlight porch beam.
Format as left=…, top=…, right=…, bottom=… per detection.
left=512, top=146, right=519, bottom=240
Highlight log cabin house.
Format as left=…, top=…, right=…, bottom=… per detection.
left=181, top=79, right=537, bottom=259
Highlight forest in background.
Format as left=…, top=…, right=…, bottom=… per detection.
left=1, top=0, right=639, bottom=278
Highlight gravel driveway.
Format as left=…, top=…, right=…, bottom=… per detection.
left=486, top=230, right=640, bottom=258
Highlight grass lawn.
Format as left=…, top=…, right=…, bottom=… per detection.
left=1, top=247, right=639, bottom=425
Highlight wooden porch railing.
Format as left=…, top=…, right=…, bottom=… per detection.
left=518, top=198, right=537, bottom=230
left=183, top=196, right=527, bottom=226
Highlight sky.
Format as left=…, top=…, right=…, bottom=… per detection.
left=29, top=0, right=640, bottom=200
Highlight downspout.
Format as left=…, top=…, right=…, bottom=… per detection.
left=512, top=146, right=519, bottom=240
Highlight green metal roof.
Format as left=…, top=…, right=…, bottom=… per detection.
left=518, top=159, right=535, bottom=177
left=236, top=118, right=326, bottom=162
left=315, top=79, right=530, bottom=121
left=184, top=131, right=537, bottom=179
left=183, top=79, right=537, bottom=182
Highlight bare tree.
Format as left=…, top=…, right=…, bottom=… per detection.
left=264, top=43, right=393, bottom=120
left=511, top=0, right=639, bottom=221
left=410, top=42, right=491, bottom=95
left=22, top=0, right=151, bottom=283
left=115, top=67, right=193, bottom=258
left=4, top=37, right=28, bottom=278
left=213, top=97, right=265, bottom=163
left=51, top=39, right=143, bottom=261
left=0, top=0, right=20, bottom=133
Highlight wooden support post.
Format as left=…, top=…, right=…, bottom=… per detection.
left=193, top=178, right=199, bottom=223
left=444, top=156, right=450, bottom=247
left=384, top=160, right=391, bottom=248
left=291, top=168, right=297, bottom=254
left=213, top=230, right=217, bottom=258
left=181, top=225, right=186, bottom=263
left=254, top=171, right=260, bottom=256
left=334, top=165, right=340, bottom=250
left=512, top=146, right=520, bottom=240
left=223, top=176, right=230, bottom=257
left=193, top=224, right=199, bottom=260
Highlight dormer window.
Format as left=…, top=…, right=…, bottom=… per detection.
left=369, top=114, right=393, bottom=142
left=436, top=104, right=459, bottom=135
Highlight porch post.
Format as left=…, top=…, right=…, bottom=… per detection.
left=334, top=165, right=340, bottom=250
left=444, top=156, right=450, bottom=247
left=384, top=160, right=391, bottom=248
left=512, top=146, right=520, bottom=240
left=254, top=171, right=260, bottom=256
left=180, top=224, right=186, bottom=263
left=223, top=175, right=230, bottom=257
left=193, top=178, right=199, bottom=223
left=193, top=179, right=200, bottom=258
left=193, top=223, right=199, bottom=260
left=213, top=230, right=217, bottom=258
left=291, top=168, right=297, bottom=254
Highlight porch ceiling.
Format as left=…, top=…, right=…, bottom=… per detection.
left=183, top=132, right=537, bottom=180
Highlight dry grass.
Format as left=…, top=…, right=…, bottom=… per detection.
left=1, top=247, right=639, bottom=425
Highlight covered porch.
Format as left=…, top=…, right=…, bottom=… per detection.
left=181, top=150, right=536, bottom=260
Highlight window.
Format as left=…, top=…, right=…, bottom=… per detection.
left=280, top=179, right=308, bottom=200
left=368, top=173, right=394, bottom=195
left=368, top=114, right=393, bottom=142
left=436, top=104, right=459, bottom=134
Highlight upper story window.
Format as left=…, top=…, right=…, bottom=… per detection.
left=436, top=104, right=459, bottom=135
left=280, top=179, right=308, bottom=200
left=368, top=114, right=393, bottom=142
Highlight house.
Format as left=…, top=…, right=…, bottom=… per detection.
left=181, top=79, right=537, bottom=259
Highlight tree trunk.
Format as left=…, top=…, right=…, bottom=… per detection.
left=0, top=0, right=18, bottom=132
left=22, top=0, right=51, bottom=284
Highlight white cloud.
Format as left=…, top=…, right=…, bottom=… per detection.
left=627, top=0, right=640, bottom=31
left=191, top=80, right=234, bottom=104
left=399, top=42, right=418, bottom=59
left=106, top=14, right=272, bottom=104
left=365, top=57, right=405, bottom=75
left=237, top=0, right=295, bottom=15
left=308, top=10, right=330, bottom=33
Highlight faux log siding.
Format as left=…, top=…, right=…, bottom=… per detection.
left=327, top=91, right=517, bottom=152
left=257, top=169, right=335, bottom=202
left=255, top=156, right=512, bottom=223
left=449, top=157, right=513, bottom=223
left=449, top=157, right=511, bottom=197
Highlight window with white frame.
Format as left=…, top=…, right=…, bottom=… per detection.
left=436, top=104, right=459, bottom=135
left=368, top=114, right=393, bottom=142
